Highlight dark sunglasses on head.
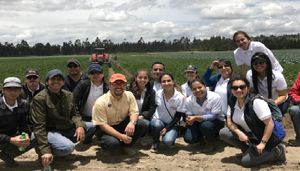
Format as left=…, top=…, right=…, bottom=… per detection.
left=68, top=64, right=79, bottom=68
left=26, top=75, right=38, bottom=80
left=89, top=71, right=102, bottom=75
left=253, top=60, right=266, bottom=66
left=231, top=85, right=247, bottom=90
left=218, top=64, right=230, bottom=69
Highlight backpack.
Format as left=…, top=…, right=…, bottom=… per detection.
left=250, top=94, right=285, bottom=141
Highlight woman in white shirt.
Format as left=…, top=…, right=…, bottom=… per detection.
left=150, top=73, right=185, bottom=152
left=184, top=79, right=224, bottom=153
left=233, top=30, right=283, bottom=76
left=246, top=52, right=289, bottom=114
left=219, top=76, right=286, bottom=167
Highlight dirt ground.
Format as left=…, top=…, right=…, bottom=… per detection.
left=1, top=114, right=300, bottom=171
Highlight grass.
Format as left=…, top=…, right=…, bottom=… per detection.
left=0, top=50, right=299, bottom=87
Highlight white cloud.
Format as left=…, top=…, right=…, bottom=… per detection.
left=0, top=0, right=300, bottom=44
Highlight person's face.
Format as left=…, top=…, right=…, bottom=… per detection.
left=47, top=76, right=64, bottom=93
left=191, top=81, right=206, bottom=100
left=136, top=71, right=149, bottom=88
left=88, top=71, right=104, bottom=84
left=161, top=75, right=174, bottom=92
left=67, top=63, right=81, bottom=76
left=231, top=80, right=249, bottom=99
left=234, top=33, right=250, bottom=50
left=252, top=59, right=267, bottom=73
left=185, top=71, right=197, bottom=82
left=217, top=62, right=232, bottom=79
left=3, top=87, right=21, bottom=101
left=26, top=75, right=39, bottom=90
left=110, top=80, right=126, bottom=97
left=151, top=64, right=164, bottom=81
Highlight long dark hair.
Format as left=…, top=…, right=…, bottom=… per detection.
left=129, top=69, right=151, bottom=98
left=251, top=52, right=273, bottom=99
left=233, top=30, right=251, bottom=43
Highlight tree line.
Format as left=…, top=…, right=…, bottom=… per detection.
left=0, top=34, right=300, bottom=57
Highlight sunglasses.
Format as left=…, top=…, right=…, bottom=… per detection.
left=89, top=71, right=102, bottom=75
left=68, top=64, right=79, bottom=68
left=231, top=85, right=247, bottom=90
left=26, top=75, right=38, bottom=80
left=218, top=65, right=230, bottom=69
left=253, top=60, right=266, bottom=66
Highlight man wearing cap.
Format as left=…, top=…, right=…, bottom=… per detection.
left=31, top=69, right=86, bottom=168
left=64, top=58, right=87, bottom=92
left=181, top=65, right=198, bottom=97
left=21, top=69, right=45, bottom=103
left=73, top=63, right=109, bottom=144
left=0, top=77, right=34, bottom=167
left=92, top=73, right=147, bottom=154
left=150, top=61, right=165, bottom=92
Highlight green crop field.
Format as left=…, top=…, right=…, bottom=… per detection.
left=0, top=49, right=300, bottom=87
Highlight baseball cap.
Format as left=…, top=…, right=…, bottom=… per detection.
left=46, top=69, right=65, bottom=81
left=88, top=63, right=103, bottom=74
left=3, top=77, right=22, bottom=88
left=25, top=69, right=39, bottom=78
left=185, top=65, right=197, bottom=72
left=67, top=58, right=80, bottom=67
left=109, top=73, right=127, bottom=83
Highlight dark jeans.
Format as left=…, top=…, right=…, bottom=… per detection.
left=278, top=97, right=290, bottom=115
left=96, top=117, right=148, bottom=151
left=184, top=119, right=224, bottom=144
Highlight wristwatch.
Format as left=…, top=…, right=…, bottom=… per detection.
left=130, top=120, right=137, bottom=125
left=261, top=140, right=267, bottom=145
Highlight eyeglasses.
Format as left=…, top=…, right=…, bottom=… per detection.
left=26, top=75, right=38, bottom=80
left=68, top=64, right=79, bottom=68
left=89, top=71, right=102, bottom=75
left=218, top=65, right=230, bottom=69
left=231, top=85, right=247, bottom=90
left=253, top=60, right=266, bottom=66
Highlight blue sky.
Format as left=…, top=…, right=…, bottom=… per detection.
left=0, top=0, right=299, bottom=45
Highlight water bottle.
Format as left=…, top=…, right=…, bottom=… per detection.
left=18, top=132, right=26, bottom=152
left=43, top=165, right=51, bottom=171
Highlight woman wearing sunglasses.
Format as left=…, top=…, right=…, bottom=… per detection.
left=246, top=52, right=289, bottom=114
left=219, top=76, right=286, bottom=167
left=150, top=73, right=185, bottom=152
left=203, top=59, right=233, bottom=117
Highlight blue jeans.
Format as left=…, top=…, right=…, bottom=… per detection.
left=184, top=119, right=224, bottom=144
left=289, top=105, right=300, bottom=141
left=278, top=97, right=290, bottom=115
left=150, top=119, right=178, bottom=146
left=47, top=130, right=77, bottom=156
left=85, top=121, right=96, bottom=140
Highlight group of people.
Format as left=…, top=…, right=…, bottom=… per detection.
left=0, top=30, right=299, bottom=169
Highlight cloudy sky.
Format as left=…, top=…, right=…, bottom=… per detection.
left=0, top=0, right=300, bottom=45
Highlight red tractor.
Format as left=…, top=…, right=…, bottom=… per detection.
left=90, top=48, right=113, bottom=65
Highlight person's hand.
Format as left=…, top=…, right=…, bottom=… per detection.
left=125, top=122, right=135, bottom=136
left=210, top=60, right=219, bottom=69
left=256, top=142, right=266, bottom=155
left=75, top=127, right=85, bottom=142
left=160, top=128, right=167, bottom=137
left=41, top=153, right=53, bottom=167
left=120, top=134, right=132, bottom=144
left=236, top=130, right=249, bottom=143
left=10, top=134, right=30, bottom=148
left=138, top=115, right=144, bottom=120
left=186, top=116, right=198, bottom=125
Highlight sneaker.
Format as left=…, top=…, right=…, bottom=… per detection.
left=276, top=143, right=286, bottom=164
left=288, top=139, right=300, bottom=147
left=122, top=147, right=136, bottom=156
left=0, top=151, right=18, bottom=167
left=150, top=143, right=159, bottom=153
left=201, top=143, right=216, bottom=153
